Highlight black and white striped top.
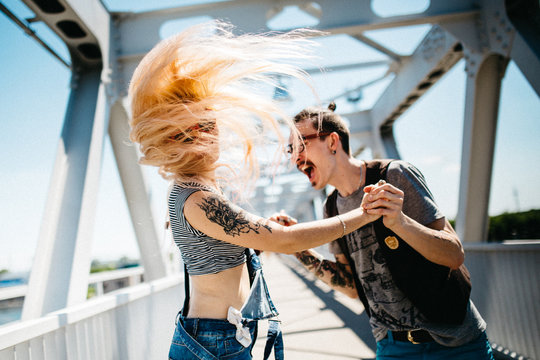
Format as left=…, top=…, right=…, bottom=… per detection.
left=168, top=183, right=247, bottom=275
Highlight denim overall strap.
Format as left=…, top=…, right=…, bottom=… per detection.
left=244, top=249, right=284, bottom=360
left=182, top=264, right=190, bottom=317
left=243, top=250, right=279, bottom=319
left=263, top=320, right=284, bottom=360
left=246, top=249, right=262, bottom=280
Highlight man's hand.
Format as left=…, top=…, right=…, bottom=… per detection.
left=269, top=210, right=298, bottom=227
left=362, top=180, right=405, bottom=229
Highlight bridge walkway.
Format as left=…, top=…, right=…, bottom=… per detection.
left=253, top=253, right=376, bottom=360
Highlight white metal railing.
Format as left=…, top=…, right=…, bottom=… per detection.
left=0, top=241, right=538, bottom=359
left=88, top=267, right=144, bottom=285
left=0, top=286, right=27, bottom=302
left=464, top=240, right=540, bottom=360
left=0, top=267, right=145, bottom=305
left=88, top=267, right=144, bottom=297
left=0, top=275, right=183, bottom=359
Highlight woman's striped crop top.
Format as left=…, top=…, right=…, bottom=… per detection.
left=168, top=183, right=247, bottom=275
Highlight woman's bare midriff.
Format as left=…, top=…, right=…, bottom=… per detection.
left=187, top=262, right=251, bottom=319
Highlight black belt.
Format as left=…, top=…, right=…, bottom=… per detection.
left=388, top=330, right=434, bottom=344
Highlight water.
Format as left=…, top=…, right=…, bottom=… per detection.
left=0, top=307, right=22, bottom=326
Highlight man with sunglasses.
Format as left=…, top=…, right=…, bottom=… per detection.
left=273, top=102, right=494, bottom=359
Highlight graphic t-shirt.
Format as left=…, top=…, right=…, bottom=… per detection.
left=327, top=160, right=486, bottom=346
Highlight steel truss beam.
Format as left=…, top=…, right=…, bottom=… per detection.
left=12, top=0, right=540, bottom=321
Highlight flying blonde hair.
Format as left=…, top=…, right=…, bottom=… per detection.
left=129, top=20, right=319, bottom=188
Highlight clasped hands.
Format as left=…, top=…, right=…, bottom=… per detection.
left=362, top=180, right=405, bottom=229
left=270, top=180, right=405, bottom=230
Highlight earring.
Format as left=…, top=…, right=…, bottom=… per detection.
left=332, top=150, right=336, bottom=155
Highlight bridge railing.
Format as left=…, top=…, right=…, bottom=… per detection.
left=0, top=241, right=538, bottom=359
left=0, top=275, right=183, bottom=360
left=87, top=267, right=145, bottom=297
left=464, top=240, right=540, bottom=360
left=0, top=267, right=146, bottom=304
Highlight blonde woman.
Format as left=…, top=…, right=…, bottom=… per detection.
left=129, top=21, right=375, bottom=360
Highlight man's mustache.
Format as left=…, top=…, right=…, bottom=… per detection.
left=296, top=160, right=315, bottom=171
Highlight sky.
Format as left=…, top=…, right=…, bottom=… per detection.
left=0, top=0, right=539, bottom=272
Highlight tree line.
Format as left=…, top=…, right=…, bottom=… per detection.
left=449, top=209, right=540, bottom=242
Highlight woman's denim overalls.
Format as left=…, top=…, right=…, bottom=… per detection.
left=169, top=249, right=284, bottom=360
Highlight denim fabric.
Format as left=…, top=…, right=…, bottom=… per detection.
left=242, top=249, right=278, bottom=321
left=242, top=249, right=282, bottom=360
left=241, top=269, right=279, bottom=321
left=169, top=316, right=257, bottom=360
left=263, top=320, right=284, bottom=360
left=376, top=331, right=494, bottom=360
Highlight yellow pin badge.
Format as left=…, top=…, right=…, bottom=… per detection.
left=384, top=236, right=399, bottom=250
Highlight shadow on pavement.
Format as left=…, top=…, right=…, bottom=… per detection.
left=283, top=259, right=377, bottom=355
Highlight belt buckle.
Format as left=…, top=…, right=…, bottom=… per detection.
left=407, top=330, right=420, bottom=344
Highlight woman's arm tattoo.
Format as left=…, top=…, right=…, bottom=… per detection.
left=295, top=251, right=355, bottom=289
left=198, top=195, right=272, bottom=237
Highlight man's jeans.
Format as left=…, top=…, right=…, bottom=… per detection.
left=376, top=331, right=494, bottom=360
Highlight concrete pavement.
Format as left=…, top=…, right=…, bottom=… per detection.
left=252, top=253, right=376, bottom=360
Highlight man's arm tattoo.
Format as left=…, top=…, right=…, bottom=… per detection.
left=323, top=261, right=355, bottom=289
left=296, top=251, right=322, bottom=271
left=198, top=195, right=272, bottom=237
left=295, top=251, right=355, bottom=289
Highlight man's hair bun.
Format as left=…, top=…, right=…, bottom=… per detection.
left=328, top=102, right=337, bottom=112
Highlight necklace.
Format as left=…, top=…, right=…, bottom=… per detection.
left=357, top=160, right=365, bottom=190
left=338, top=160, right=365, bottom=197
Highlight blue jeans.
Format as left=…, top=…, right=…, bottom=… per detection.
left=376, top=331, right=494, bottom=359
left=169, top=316, right=257, bottom=360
